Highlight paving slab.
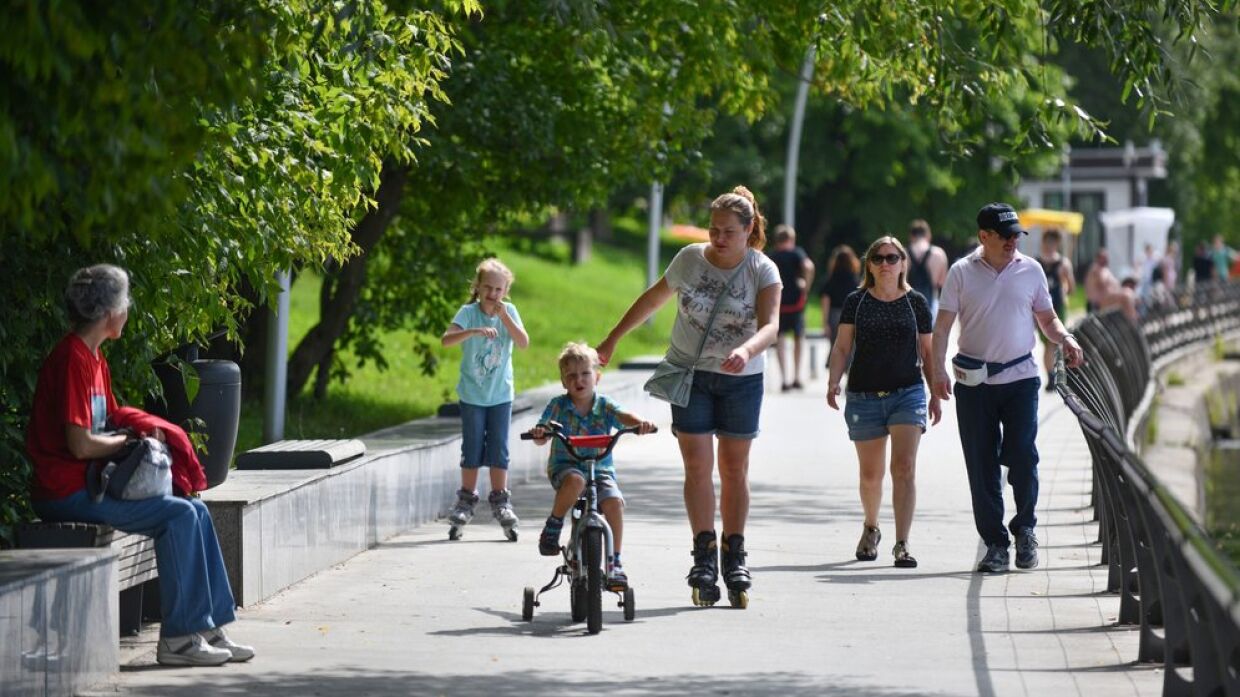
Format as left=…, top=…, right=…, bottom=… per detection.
left=87, top=347, right=1161, bottom=697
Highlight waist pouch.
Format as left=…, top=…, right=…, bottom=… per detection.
left=951, top=353, right=1032, bottom=387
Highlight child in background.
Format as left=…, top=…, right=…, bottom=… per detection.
left=530, top=342, right=655, bottom=588
left=441, top=258, right=530, bottom=540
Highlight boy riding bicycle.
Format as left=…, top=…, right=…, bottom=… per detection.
left=530, top=342, right=655, bottom=589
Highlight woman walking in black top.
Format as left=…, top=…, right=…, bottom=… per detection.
left=826, top=236, right=941, bottom=567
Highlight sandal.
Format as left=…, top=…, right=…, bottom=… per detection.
left=892, top=541, right=918, bottom=568
left=855, top=525, right=881, bottom=561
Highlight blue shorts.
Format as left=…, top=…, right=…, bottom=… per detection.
left=671, top=371, right=764, bottom=440
left=550, top=468, right=624, bottom=503
left=459, top=401, right=511, bottom=469
left=843, top=384, right=927, bottom=441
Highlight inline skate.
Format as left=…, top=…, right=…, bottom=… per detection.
left=720, top=533, right=751, bottom=609
left=489, top=489, right=519, bottom=541
left=447, top=488, right=478, bottom=540
left=687, top=530, right=721, bottom=607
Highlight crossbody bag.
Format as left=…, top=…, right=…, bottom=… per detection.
left=644, top=256, right=749, bottom=407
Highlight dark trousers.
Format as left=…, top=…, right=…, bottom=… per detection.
left=954, top=377, right=1040, bottom=547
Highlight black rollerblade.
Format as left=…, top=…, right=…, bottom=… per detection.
left=721, top=533, right=751, bottom=609
left=686, top=530, right=721, bottom=607
left=447, top=489, right=478, bottom=540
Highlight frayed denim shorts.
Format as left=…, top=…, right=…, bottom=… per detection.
left=671, top=371, right=764, bottom=440
left=843, top=383, right=927, bottom=441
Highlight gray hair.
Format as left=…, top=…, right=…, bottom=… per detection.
left=65, top=264, right=130, bottom=330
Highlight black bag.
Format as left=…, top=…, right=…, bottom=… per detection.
left=87, top=437, right=173, bottom=503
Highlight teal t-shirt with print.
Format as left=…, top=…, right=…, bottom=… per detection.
left=452, top=302, right=522, bottom=407
left=539, top=393, right=625, bottom=478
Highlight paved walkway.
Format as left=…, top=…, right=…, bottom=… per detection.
left=89, top=359, right=1160, bottom=697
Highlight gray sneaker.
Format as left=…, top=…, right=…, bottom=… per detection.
left=156, top=633, right=231, bottom=667
left=976, top=544, right=1010, bottom=573
left=1015, top=528, right=1039, bottom=569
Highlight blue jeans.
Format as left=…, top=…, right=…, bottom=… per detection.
left=459, top=401, right=511, bottom=469
left=33, top=490, right=236, bottom=637
left=953, top=377, right=1040, bottom=547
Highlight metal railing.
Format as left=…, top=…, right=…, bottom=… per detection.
left=1055, top=281, right=1240, bottom=696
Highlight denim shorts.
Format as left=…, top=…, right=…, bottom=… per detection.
left=671, top=371, right=764, bottom=440
left=843, top=384, right=927, bottom=441
left=459, top=401, right=511, bottom=469
left=550, top=468, right=624, bottom=503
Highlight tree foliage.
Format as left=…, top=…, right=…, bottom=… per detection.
left=2, top=0, right=1233, bottom=544
left=0, top=0, right=471, bottom=543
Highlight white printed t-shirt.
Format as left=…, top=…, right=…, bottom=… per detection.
left=939, top=249, right=1053, bottom=386
left=663, top=244, right=782, bottom=376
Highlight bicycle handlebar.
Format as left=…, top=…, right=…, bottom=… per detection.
left=520, top=422, right=656, bottom=463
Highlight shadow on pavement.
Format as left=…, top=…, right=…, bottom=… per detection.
left=101, top=668, right=938, bottom=696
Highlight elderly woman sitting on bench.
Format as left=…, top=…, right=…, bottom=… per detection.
left=26, top=264, right=254, bottom=667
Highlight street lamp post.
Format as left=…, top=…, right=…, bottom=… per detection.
left=783, top=45, right=817, bottom=231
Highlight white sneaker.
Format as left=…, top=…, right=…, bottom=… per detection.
left=156, top=633, right=231, bottom=667
left=203, top=626, right=256, bottom=662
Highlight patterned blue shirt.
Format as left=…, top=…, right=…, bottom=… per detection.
left=539, top=393, right=625, bottom=478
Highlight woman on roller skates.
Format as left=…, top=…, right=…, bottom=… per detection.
left=597, top=186, right=781, bottom=608
left=441, top=257, right=530, bottom=541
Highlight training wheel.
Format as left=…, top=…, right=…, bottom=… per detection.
left=623, top=587, right=635, bottom=621
left=522, top=586, right=536, bottom=621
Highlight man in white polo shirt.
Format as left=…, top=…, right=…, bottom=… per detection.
left=931, top=203, right=1084, bottom=573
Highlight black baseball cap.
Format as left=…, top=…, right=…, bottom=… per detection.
left=976, top=203, right=1026, bottom=237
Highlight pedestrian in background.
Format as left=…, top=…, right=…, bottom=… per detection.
left=768, top=224, right=815, bottom=391
left=820, top=245, right=861, bottom=361
left=1036, top=229, right=1074, bottom=391
left=905, top=220, right=949, bottom=323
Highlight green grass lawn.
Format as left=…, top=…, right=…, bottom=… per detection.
left=234, top=237, right=682, bottom=453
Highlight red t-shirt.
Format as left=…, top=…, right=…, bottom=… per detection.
left=27, top=334, right=119, bottom=501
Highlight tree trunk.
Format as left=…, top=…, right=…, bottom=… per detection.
left=285, top=159, right=408, bottom=398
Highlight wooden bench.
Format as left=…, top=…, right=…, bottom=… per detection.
left=16, top=521, right=158, bottom=636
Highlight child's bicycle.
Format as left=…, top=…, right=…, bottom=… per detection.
left=518, top=421, right=654, bottom=634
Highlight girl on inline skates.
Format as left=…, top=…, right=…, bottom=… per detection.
left=441, top=257, right=530, bottom=540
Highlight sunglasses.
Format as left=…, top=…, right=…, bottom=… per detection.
left=990, top=228, right=1021, bottom=241
left=869, top=253, right=904, bottom=266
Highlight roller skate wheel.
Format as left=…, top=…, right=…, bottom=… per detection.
left=728, top=589, right=749, bottom=609
left=448, top=526, right=463, bottom=541
left=504, top=526, right=519, bottom=542
left=691, top=586, right=719, bottom=607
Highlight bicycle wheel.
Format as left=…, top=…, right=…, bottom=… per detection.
left=584, top=527, right=604, bottom=634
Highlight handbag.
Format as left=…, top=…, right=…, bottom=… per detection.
left=87, top=436, right=174, bottom=503
left=645, top=258, right=748, bottom=407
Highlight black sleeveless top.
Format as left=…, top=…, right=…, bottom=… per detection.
left=1039, top=257, right=1065, bottom=315
left=906, top=248, right=935, bottom=302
